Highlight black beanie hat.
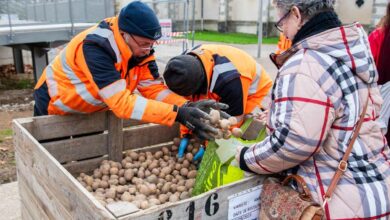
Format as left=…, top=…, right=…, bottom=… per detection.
left=163, top=55, right=205, bottom=96
left=118, top=1, right=162, bottom=40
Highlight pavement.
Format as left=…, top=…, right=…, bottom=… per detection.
left=0, top=41, right=278, bottom=220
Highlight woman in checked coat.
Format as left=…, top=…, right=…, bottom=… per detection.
left=236, top=0, right=390, bottom=219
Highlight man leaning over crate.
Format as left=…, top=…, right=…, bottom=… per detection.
left=33, top=1, right=221, bottom=141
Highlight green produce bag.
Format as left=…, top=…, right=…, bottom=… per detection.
left=192, top=118, right=267, bottom=196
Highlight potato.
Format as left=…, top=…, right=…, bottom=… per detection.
left=96, top=188, right=105, bottom=193
left=163, top=155, right=170, bottom=162
left=177, top=185, right=186, bottom=192
left=180, top=168, right=189, bottom=176
left=92, top=181, right=100, bottom=190
left=149, top=198, right=161, bottom=206
left=185, top=153, right=193, bottom=161
left=173, top=137, right=181, bottom=146
left=169, top=194, right=179, bottom=203
left=146, top=174, right=158, bottom=184
left=177, top=179, right=185, bottom=186
left=118, top=169, right=125, bottom=177
left=210, top=109, right=220, bottom=124
left=154, top=151, right=163, bottom=159
left=110, top=167, right=119, bottom=175
left=185, top=179, right=195, bottom=189
left=129, top=187, right=137, bottom=195
left=140, top=201, right=149, bottom=209
left=170, top=184, right=177, bottom=192
left=102, top=175, right=110, bottom=181
left=145, top=169, right=151, bottom=177
left=137, top=170, right=145, bottom=179
left=171, top=145, right=178, bottom=151
left=172, top=170, right=179, bottom=176
left=116, top=185, right=126, bottom=194
left=161, top=183, right=171, bottom=194
left=158, top=194, right=169, bottom=203
left=182, top=160, right=190, bottom=168
left=187, top=144, right=194, bottom=151
left=100, top=180, right=109, bottom=189
left=232, top=127, right=243, bottom=138
left=93, top=169, right=102, bottom=179
left=84, top=176, right=93, bottom=186
left=180, top=191, right=190, bottom=200
left=101, top=164, right=110, bottom=175
left=121, top=192, right=133, bottom=202
left=110, top=175, right=119, bottom=180
left=106, top=188, right=116, bottom=199
left=139, top=185, right=151, bottom=196
left=139, top=155, right=146, bottom=162
left=108, top=179, right=118, bottom=186
left=171, top=178, right=178, bottom=184
left=148, top=162, right=158, bottom=170
left=161, top=167, right=172, bottom=175
left=86, top=186, right=93, bottom=192
left=148, top=183, right=157, bottom=194
left=220, top=119, right=231, bottom=130
left=187, top=170, right=197, bottom=179
left=228, top=117, right=238, bottom=125
left=151, top=168, right=159, bottom=175
left=124, top=169, right=134, bottom=181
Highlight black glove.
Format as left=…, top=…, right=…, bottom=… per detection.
left=175, top=106, right=219, bottom=140
left=187, top=99, right=231, bottom=119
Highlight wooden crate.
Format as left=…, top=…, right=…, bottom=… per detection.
left=13, top=112, right=264, bottom=219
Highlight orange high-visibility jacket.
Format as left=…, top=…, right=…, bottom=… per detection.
left=34, top=16, right=186, bottom=126
left=180, top=44, right=273, bottom=136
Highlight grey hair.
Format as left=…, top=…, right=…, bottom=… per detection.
left=272, top=0, right=336, bottom=19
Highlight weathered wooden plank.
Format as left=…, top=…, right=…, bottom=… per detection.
left=123, top=123, right=179, bottom=151
left=16, top=154, right=73, bottom=220
left=119, top=175, right=264, bottom=220
left=21, top=202, right=35, bottom=220
left=43, top=133, right=107, bottom=163
left=108, top=112, right=124, bottom=162
left=123, top=119, right=147, bottom=128
left=15, top=112, right=107, bottom=141
left=64, top=155, right=109, bottom=176
left=18, top=174, right=54, bottom=220
left=13, top=120, right=115, bottom=220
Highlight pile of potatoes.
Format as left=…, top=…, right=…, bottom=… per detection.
left=207, top=109, right=243, bottom=139
left=76, top=138, right=201, bottom=209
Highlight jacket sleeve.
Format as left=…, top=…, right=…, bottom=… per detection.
left=241, top=73, right=335, bottom=174
left=137, top=59, right=187, bottom=107
left=245, top=66, right=273, bottom=114
left=82, top=41, right=179, bottom=126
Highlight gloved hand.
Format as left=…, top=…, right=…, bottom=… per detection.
left=175, top=106, right=219, bottom=141
left=187, top=100, right=231, bottom=119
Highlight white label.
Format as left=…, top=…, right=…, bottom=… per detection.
left=228, top=185, right=262, bottom=220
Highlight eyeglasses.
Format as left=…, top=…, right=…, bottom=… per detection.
left=274, top=10, right=291, bottom=32
left=125, top=33, right=156, bottom=51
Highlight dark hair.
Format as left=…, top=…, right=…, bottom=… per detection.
left=385, top=3, right=390, bottom=31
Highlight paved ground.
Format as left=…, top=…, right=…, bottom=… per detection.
left=0, top=41, right=278, bottom=220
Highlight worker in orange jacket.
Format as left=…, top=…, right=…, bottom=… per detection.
left=163, top=44, right=273, bottom=159
left=275, top=33, right=292, bottom=54
left=33, top=1, right=221, bottom=140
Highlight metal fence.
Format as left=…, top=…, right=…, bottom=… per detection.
left=0, top=0, right=115, bottom=45
left=141, top=0, right=195, bottom=51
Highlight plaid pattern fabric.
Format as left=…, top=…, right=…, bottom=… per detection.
left=244, top=23, right=390, bottom=219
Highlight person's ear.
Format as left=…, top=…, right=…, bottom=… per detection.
left=291, top=6, right=302, bottom=23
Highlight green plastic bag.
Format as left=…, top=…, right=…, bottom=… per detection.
left=192, top=118, right=267, bottom=196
